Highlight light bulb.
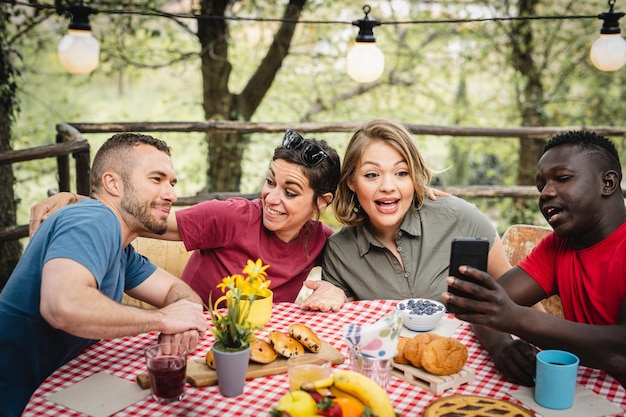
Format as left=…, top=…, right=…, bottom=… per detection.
left=58, top=29, right=100, bottom=75
left=591, top=3, right=626, bottom=72
left=347, top=5, right=385, bottom=83
left=590, top=33, right=626, bottom=71
left=58, top=3, right=99, bottom=75
left=346, top=42, right=385, bottom=83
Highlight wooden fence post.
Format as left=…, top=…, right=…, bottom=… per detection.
left=55, top=123, right=91, bottom=195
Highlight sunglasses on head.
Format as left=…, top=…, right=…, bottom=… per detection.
left=282, top=130, right=329, bottom=167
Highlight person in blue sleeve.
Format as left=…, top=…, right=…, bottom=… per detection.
left=0, top=132, right=207, bottom=416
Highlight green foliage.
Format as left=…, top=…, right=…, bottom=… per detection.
left=442, top=137, right=518, bottom=187
left=6, top=0, right=626, bottom=238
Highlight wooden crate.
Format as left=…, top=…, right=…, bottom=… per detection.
left=392, top=363, right=475, bottom=395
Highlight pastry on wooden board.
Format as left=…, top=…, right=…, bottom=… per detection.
left=249, top=338, right=277, bottom=364
left=395, top=332, right=467, bottom=376
left=288, top=323, right=322, bottom=353
left=268, top=331, right=305, bottom=358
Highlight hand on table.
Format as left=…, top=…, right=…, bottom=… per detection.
left=490, top=338, right=537, bottom=386
left=159, top=329, right=204, bottom=353
left=158, top=299, right=207, bottom=352
left=298, top=280, right=345, bottom=312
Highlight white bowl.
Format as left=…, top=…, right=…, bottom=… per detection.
left=395, top=298, right=446, bottom=332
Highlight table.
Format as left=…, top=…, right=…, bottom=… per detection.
left=23, top=300, right=626, bottom=416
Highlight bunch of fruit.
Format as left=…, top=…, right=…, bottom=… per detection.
left=396, top=299, right=444, bottom=316
left=269, top=370, right=398, bottom=417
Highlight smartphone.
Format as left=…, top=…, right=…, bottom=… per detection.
left=446, top=237, right=489, bottom=314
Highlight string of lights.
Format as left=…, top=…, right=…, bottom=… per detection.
left=1, top=0, right=601, bottom=24
left=3, top=0, right=625, bottom=79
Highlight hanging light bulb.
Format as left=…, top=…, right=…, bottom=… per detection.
left=58, top=2, right=100, bottom=75
left=346, top=5, right=385, bottom=83
left=590, top=0, right=626, bottom=71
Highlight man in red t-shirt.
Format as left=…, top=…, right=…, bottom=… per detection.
left=443, top=130, right=626, bottom=388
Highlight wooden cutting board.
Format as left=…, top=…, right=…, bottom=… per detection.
left=138, top=341, right=345, bottom=389
left=187, top=341, right=344, bottom=388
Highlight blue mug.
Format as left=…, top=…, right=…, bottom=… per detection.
left=534, top=349, right=579, bottom=409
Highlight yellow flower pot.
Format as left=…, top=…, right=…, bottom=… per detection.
left=214, top=290, right=273, bottom=327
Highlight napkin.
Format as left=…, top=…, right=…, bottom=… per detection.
left=344, top=309, right=403, bottom=359
left=47, top=372, right=149, bottom=417
left=508, top=385, right=624, bottom=417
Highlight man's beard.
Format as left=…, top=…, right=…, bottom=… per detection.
left=121, top=184, right=168, bottom=235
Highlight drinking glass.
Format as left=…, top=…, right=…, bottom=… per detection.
left=145, top=343, right=187, bottom=403
left=349, top=347, right=392, bottom=389
left=287, top=355, right=331, bottom=391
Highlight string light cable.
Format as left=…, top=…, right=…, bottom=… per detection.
left=2, top=0, right=601, bottom=25
left=3, top=0, right=623, bottom=77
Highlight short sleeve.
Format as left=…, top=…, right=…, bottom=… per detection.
left=123, top=246, right=158, bottom=291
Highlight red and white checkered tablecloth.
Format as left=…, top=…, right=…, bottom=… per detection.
left=23, top=300, right=626, bottom=416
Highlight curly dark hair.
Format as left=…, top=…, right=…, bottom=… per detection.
left=544, top=130, right=622, bottom=180
left=272, top=134, right=341, bottom=217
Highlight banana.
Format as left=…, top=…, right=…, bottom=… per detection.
left=300, top=376, right=334, bottom=392
left=328, top=385, right=362, bottom=404
left=331, top=370, right=395, bottom=417
left=300, top=370, right=396, bottom=417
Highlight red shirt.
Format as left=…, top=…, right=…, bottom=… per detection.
left=518, top=221, right=626, bottom=387
left=176, top=198, right=333, bottom=303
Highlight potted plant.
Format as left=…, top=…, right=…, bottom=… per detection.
left=208, top=258, right=271, bottom=397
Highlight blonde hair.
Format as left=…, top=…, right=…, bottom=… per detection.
left=334, top=119, right=432, bottom=226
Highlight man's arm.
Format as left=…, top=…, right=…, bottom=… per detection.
left=445, top=266, right=626, bottom=384
left=30, top=192, right=183, bottom=241
left=125, top=266, right=202, bottom=308
left=40, top=258, right=206, bottom=351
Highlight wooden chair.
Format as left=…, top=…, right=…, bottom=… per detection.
left=500, top=224, right=564, bottom=317
left=122, top=237, right=192, bottom=309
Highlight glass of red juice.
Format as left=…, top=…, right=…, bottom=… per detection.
left=145, top=343, right=188, bottom=403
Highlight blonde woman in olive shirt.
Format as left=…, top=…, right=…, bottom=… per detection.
left=320, top=119, right=511, bottom=303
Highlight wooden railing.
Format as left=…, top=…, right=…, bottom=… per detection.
left=3, top=121, right=625, bottom=242
left=0, top=124, right=91, bottom=241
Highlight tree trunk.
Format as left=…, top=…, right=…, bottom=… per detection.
left=508, top=0, right=547, bottom=225
left=510, top=0, right=548, bottom=186
left=0, top=108, right=21, bottom=291
left=0, top=4, right=21, bottom=290
left=197, top=0, right=306, bottom=192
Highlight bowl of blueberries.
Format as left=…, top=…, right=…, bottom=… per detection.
left=395, top=298, right=446, bottom=332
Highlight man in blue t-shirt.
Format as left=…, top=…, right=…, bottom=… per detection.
left=0, top=133, right=207, bottom=416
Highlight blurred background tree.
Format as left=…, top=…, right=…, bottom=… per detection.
left=2, top=0, right=626, bottom=287
left=0, top=1, right=22, bottom=289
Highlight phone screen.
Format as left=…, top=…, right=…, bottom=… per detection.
left=446, top=237, right=489, bottom=314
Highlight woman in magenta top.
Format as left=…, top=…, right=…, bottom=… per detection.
left=167, top=130, right=340, bottom=304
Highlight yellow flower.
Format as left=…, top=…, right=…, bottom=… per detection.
left=217, top=275, right=236, bottom=293
left=243, top=258, right=270, bottom=280
left=208, top=259, right=271, bottom=350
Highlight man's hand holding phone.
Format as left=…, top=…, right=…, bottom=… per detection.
left=445, top=237, right=489, bottom=315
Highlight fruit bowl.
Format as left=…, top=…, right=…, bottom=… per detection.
left=395, top=298, right=446, bottom=332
